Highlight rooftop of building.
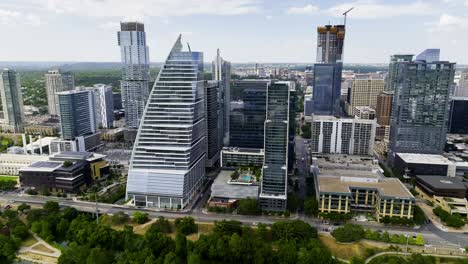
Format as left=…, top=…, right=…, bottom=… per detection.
left=416, top=175, right=467, bottom=191
left=313, top=155, right=414, bottom=199
left=310, top=115, right=376, bottom=123
left=222, top=147, right=264, bottom=155
left=396, top=153, right=454, bottom=165
left=51, top=151, right=106, bottom=161
left=21, top=161, right=63, bottom=172
left=354, top=106, right=376, bottom=112
left=211, top=170, right=259, bottom=200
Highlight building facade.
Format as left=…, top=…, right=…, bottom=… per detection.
left=126, top=35, right=206, bottom=209
left=312, top=63, right=342, bottom=116
left=212, top=49, right=231, bottom=146
left=454, top=69, right=468, bottom=97
left=118, top=22, right=150, bottom=128
left=205, top=81, right=220, bottom=168
left=220, top=147, right=264, bottom=168
left=316, top=25, right=345, bottom=64
left=77, top=84, right=114, bottom=128
left=309, top=115, right=376, bottom=156
left=0, top=154, right=49, bottom=176
left=449, top=97, right=468, bottom=134
left=0, top=69, right=25, bottom=132
left=260, top=81, right=292, bottom=211
left=45, top=69, right=75, bottom=116
left=389, top=60, right=455, bottom=156
left=229, top=80, right=269, bottom=148
left=386, top=54, right=413, bottom=91
left=57, top=90, right=97, bottom=140
left=415, top=49, right=440, bottom=63
left=345, top=74, right=384, bottom=116
left=375, top=91, right=393, bottom=140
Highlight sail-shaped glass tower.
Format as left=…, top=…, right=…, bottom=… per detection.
left=126, top=35, right=206, bottom=209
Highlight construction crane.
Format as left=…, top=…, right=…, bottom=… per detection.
left=343, top=7, right=354, bottom=26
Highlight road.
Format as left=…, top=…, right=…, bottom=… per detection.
left=294, top=135, right=310, bottom=199
left=1, top=193, right=466, bottom=249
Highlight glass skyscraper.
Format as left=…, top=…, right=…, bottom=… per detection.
left=386, top=54, right=414, bottom=91
left=449, top=98, right=468, bottom=134
left=212, top=49, right=231, bottom=146
left=45, top=69, right=74, bottom=117
left=118, top=22, right=150, bottom=128
left=260, top=81, right=293, bottom=211
left=126, top=35, right=206, bottom=209
left=57, top=90, right=97, bottom=140
left=204, top=80, right=221, bottom=168
left=389, top=60, right=455, bottom=156
left=229, top=80, right=270, bottom=149
left=0, top=69, right=24, bottom=132
left=415, top=49, right=440, bottom=63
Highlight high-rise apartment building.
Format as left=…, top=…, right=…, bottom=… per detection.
left=386, top=54, right=413, bottom=91
left=57, top=90, right=97, bottom=140
left=375, top=91, right=393, bottom=140
left=205, top=81, right=221, bottom=168
left=389, top=60, right=455, bottom=156
left=309, top=115, right=376, bottom=156
left=260, top=81, right=293, bottom=211
left=117, top=22, right=150, bottom=128
left=454, top=69, right=468, bottom=97
left=345, top=74, right=385, bottom=116
left=0, top=69, right=24, bottom=132
left=76, top=84, right=114, bottom=128
left=415, top=49, right=440, bottom=63
left=229, top=80, right=270, bottom=149
left=448, top=97, right=468, bottom=134
left=212, top=49, right=231, bottom=146
left=316, top=25, right=345, bottom=64
left=45, top=69, right=74, bottom=117
left=126, top=35, right=206, bottom=209
left=312, top=24, right=346, bottom=116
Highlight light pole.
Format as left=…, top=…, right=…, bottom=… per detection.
left=405, top=235, right=409, bottom=252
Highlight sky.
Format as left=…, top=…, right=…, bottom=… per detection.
left=1, top=0, right=468, bottom=64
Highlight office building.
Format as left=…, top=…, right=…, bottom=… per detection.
left=354, top=106, right=376, bottom=120
left=454, top=69, right=468, bottom=97
left=126, top=35, right=206, bottom=209
left=312, top=155, right=415, bottom=222
left=205, top=81, right=221, bottom=168
left=209, top=170, right=259, bottom=209
left=393, top=153, right=456, bottom=177
left=0, top=154, right=49, bottom=176
left=113, top=92, right=123, bottom=110
left=229, top=80, right=269, bottom=149
left=0, top=69, right=24, bottom=133
left=415, top=49, right=440, bottom=63
left=220, top=147, right=264, bottom=168
left=389, top=60, right=455, bottom=156
left=57, top=90, right=97, bottom=140
left=316, top=25, right=345, bottom=64
left=45, top=69, right=75, bottom=116
left=309, top=115, right=376, bottom=156
left=386, top=54, right=413, bottom=91
left=118, top=22, right=150, bottom=128
left=304, top=93, right=313, bottom=116
left=375, top=91, right=393, bottom=140
left=260, top=81, right=293, bottom=211
left=77, top=84, right=114, bottom=128
left=449, top=97, right=468, bottom=134
left=212, top=49, right=231, bottom=145
left=345, top=74, right=384, bottom=116
left=312, top=63, right=342, bottom=116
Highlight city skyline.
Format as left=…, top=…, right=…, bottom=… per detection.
left=1, top=0, right=468, bottom=63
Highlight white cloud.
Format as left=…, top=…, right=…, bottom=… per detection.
left=429, top=13, right=468, bottom=31
left=287, top=1, right=436, bottom=19
left=0, top=8, right=41, bottom=25
left=286, top=4, right=319, bottom=15
left=42, top=0, right=260, bottom=18
left=265, top=15, right=273, bottom=20
left=98, top=21, right=120, bottom=30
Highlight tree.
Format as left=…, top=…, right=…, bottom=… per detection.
left=175, top=233, right=187, bottom=260
left=12, top=225, right=29, bottom=240
left=304, top=197, right=318, bottom=216
left=133, top=211, right=149, bottom=224
left=213, top=220, right=242, bottom=236
left=175, top=217, right=198, bottom=235
left=17, top=203, right=31, bottom=213
left=412, top=206, right=426, bottom=225
left=301, top=123, right=311, bottom=139
left=350, top=257, right=366, bottom=264
left=86, top=247, right=112, bottom=264
left=63, top=160, right=73, bottom=168
left=271, top=220, right=317, bottom=243
left=237, top=198, right=261, bottom=215
left=43, top=201, right=60, bottom=214
left=111, top=212, right=129, bottom=225
left=148, top=216, right=172, bottom=233
left=331, top=224, right=365, bottom=243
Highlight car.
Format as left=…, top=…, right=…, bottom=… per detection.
left=4, top=205, right=12, bottom=210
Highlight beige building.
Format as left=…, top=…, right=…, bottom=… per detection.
left=313, top=155, right=415, bottom=221
left=0, top=154, right=49, bottom=175
left=345, top=74, right=385, bottom=116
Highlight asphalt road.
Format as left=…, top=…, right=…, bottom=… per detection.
left=1, top=193, right=466, bottom=249
left=294, top=135, right=310, bottom=199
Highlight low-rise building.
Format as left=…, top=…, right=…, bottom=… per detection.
left=208, top=170, right=259, bottom=208
left=0, top=154, right=49, bottom=175
left=49, top=151, right=109, bottom=181
left=415, top=175, right=468, bottom=218
left=220, top=147, right=264, bottom=168
left=312, top=155, right=415, bottom=221
left=393, top=153, right=456, bottom=177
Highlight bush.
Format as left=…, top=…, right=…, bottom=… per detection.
left=17, top=203, right=31, bottom=213
left=62, top=160, right=73, bottom=168
left=433, top=206, right=465, bottom=228
left=331, top=224, right=365, bottom=243
left=43, top=201, right=60, bottom=214
left=207, top=206, right=233, bottom=214
left=412, top=206, right=426, bottom=225
left=319, top=212, right=352, bottom=222
left=237, top=198, right=261, bottom=215
left=133, top=212, right=149, bottom=224
left=26, top=189, right=38, bottom=195
left=174, top=217, right=198, bottom=235
left=112, top=212, right=129, bottom=225
left=148, top=216, right=172, bottom=233
left=0, top=180, right=16, bottom=191
left=271, top=220, right=317, bottom=242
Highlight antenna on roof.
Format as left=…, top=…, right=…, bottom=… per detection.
left=343, top=7, right=354, bottom=26
left=187, top=42, right=191, bottom=52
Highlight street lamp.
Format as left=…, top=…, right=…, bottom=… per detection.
left=405, top=235, right=409, bottom=252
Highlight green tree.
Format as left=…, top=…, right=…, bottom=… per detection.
left=331, top=224, right=365, bottom=243
left=415, top=235, right=425, bottom=246
left=17, top=203, right=31, bottom=213
left=43, top=201, right=60, bottom=214
left=111, top=212, right=129, bottom=225
left=237, top=198, right=261, bottom=215
left=12, top=225, right=29, bottom=240
left=148, top=216, right=172, bottom=233
left=271, top=220, right=317, bottom=243
left=304, top=197, right=319, bottom=216
left=175, top=217, right=198, bottom=235
left=133, top=211, right=149, bottom=224
left=413, top=206, right=426, bottom=225
left=350, top=256, right=366, bottom=264
left=86, top=247, right=111, bottom=264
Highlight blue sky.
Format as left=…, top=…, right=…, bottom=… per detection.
left=1, top=0, right=467, bottom=63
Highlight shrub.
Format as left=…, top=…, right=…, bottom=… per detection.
left=133, top=211, right=149, bottom=224
left=112, top=212, right=130, bottom=225
left=148, top=216, right=172, bottom=233
left=26, top=189, right=38, bottom=195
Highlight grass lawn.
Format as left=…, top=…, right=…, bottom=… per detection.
left=21, top=236, right=39, bottom=247
left=319, top=234, right=384, bottom=260
left=0, top=175, right=19, bottom=182
left=32, top=244, right=55, bottom=254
